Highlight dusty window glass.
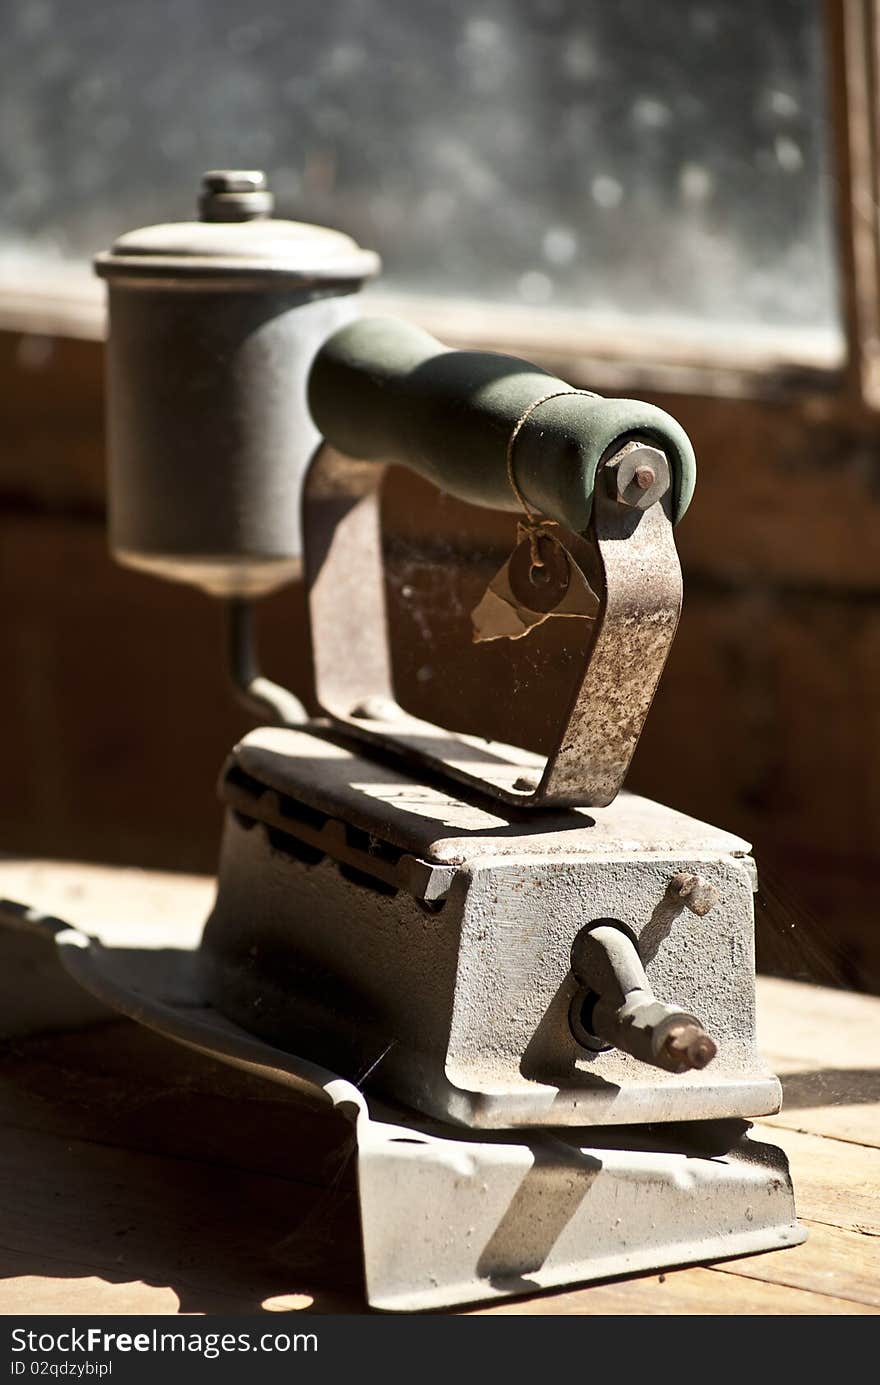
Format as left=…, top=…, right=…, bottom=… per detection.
left=0, top=0, right=839, bottom=348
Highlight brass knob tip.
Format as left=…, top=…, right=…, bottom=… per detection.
left=661, top=1021, right=718, bottom=1073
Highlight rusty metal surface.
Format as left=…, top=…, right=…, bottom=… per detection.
left=541, top=449, right=682, bottom=804
left=304, top=440, right=682, bottom=808
left=203, top=787, right=778, bottom=1130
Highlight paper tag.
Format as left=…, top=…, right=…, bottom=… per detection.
left=472, top=526, right=599, bottom=643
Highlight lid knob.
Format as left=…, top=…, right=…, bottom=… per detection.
left=198, top=169, right=275, bottom=223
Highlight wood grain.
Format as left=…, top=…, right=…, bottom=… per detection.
left=713, top=1220, right=880, bottom=1309
left=757, top=975, right=880, bottom=1147
left=472, top=1264, right=878, bottom=1316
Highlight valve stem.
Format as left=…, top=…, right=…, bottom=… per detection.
left=570, top=922, right=718, bottom=1075
left=659, top=1019, right=718, bottom=1074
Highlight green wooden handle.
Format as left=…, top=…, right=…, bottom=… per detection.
left=308, top=317, right=696, bottom=532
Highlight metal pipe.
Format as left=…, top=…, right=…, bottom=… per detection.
left=571, top=922, right=717, bottom=1074
left=226, top=598, right=307, bottom=727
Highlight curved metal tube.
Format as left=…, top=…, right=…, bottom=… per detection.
left=226, top=598, right=307, bottom=726
left=572, top=923, right=717, bottom=1075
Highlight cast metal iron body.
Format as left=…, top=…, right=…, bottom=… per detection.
left=206, top=727, right=777, bottom=1129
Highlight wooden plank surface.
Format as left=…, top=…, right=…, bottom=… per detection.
left=0, top=860, right=878, bottom=1316
left=472, top=1264, right=878, bottom=1316
left=758, top=975, right=880, bottom=1148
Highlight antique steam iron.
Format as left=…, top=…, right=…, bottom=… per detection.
left=42, top=172, right=803, bottom=1310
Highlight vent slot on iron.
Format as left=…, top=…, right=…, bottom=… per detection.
left=221, top=762, right=454, bottom=905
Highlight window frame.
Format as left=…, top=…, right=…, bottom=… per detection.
left=0, top=0, right=869, bottom=409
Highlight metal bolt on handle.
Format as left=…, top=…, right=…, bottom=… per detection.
left=603, top=440, right=671, bottom=511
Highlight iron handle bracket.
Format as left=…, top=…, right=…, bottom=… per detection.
left=304, top=438, right=682, bottom=810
